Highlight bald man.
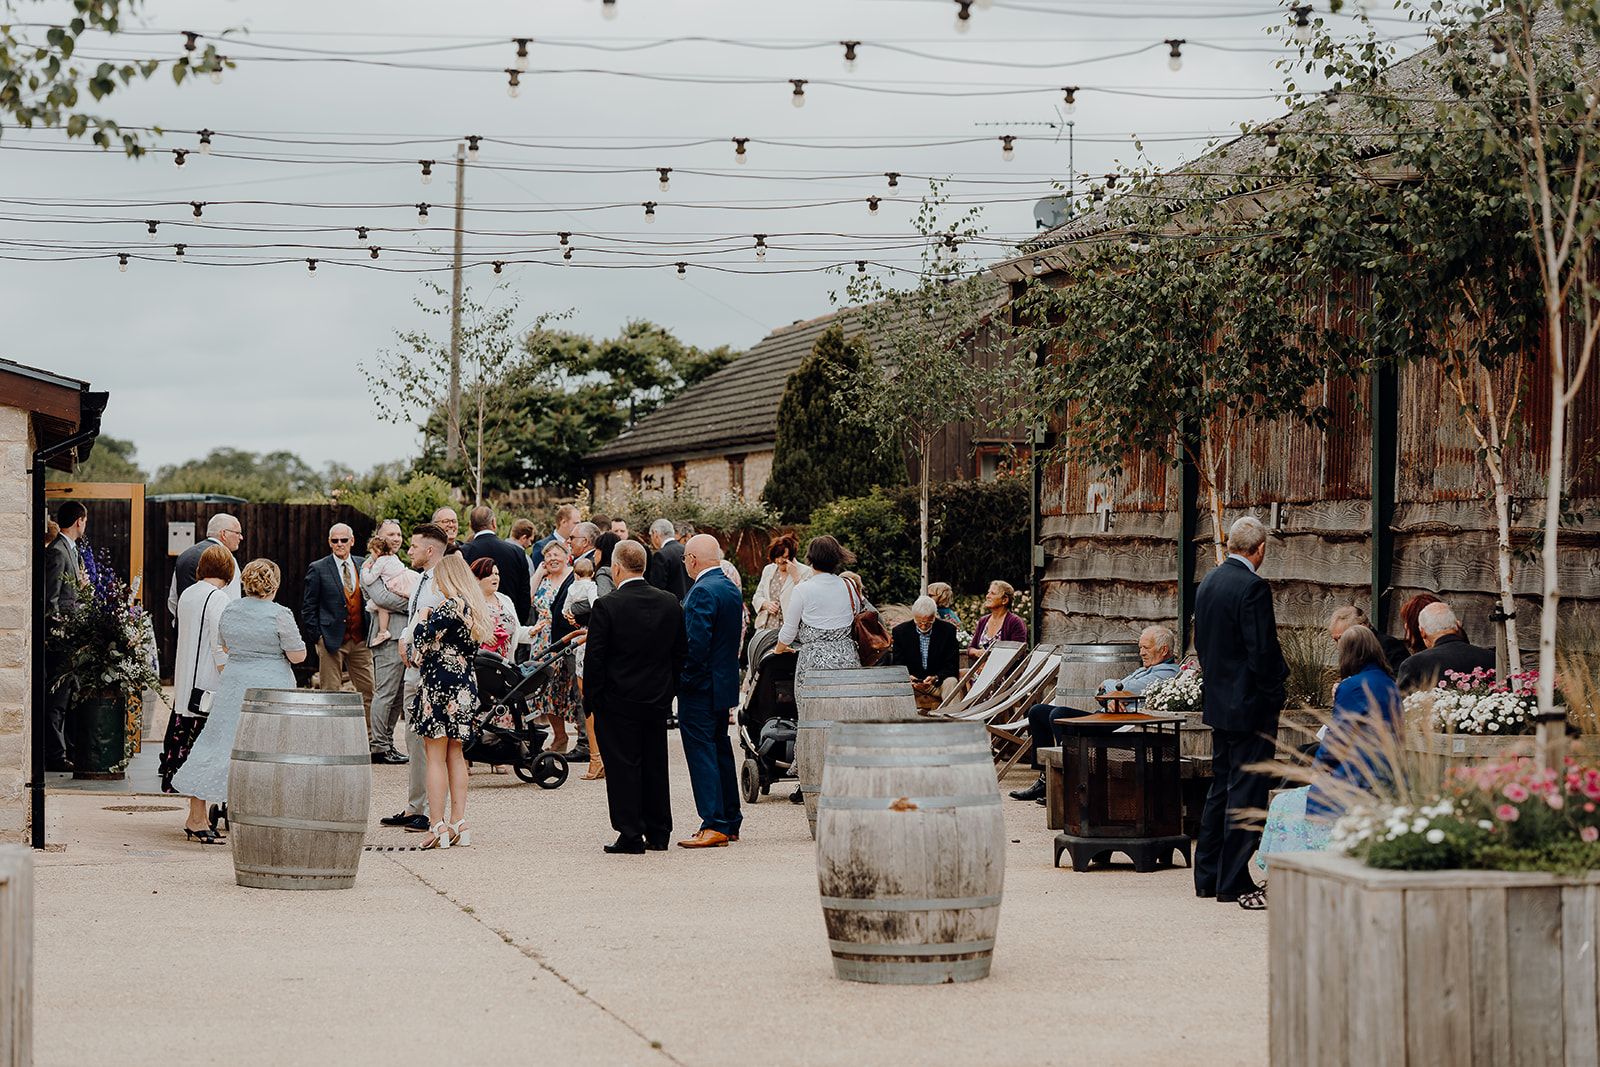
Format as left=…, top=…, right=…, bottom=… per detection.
left=302, top=522, right=375, bottom=721
left=676, top=533, right=746, bottom=847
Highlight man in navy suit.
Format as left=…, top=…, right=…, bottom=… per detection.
left=461, top=505, right=532, bottom=624
left=1193, top=515, right=1287, bottom=907
left=676, top=533, right=745, bottom=848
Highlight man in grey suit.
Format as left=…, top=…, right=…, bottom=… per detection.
left=362, top=519, right=410, bottom=765
left=646, top=518, right=690, bottom=601
left=44, top=501, right=88, bottom=770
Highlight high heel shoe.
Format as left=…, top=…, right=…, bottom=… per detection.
left=580, top=760, right=605, bottom=781
left=422, top=821, right=452, bottom=850
left=448, top=820, right=470, bottom=847
left=184, top=827, right=222, bottom=844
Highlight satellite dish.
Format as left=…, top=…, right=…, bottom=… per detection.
left=1033, top=195, right=1073, bottom=230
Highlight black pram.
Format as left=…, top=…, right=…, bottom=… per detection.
left=466, top=631, right=581, bottom=789
left=737, top=628, right=798, bottom=803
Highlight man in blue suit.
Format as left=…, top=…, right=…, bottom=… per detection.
left=676, top=533, right=745, bottom=848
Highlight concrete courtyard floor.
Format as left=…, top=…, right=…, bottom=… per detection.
left=32, top=738, right=1267, bottom=1067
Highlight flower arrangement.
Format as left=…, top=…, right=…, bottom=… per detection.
left=52, top=540, right=162, bottom=711
left=1330, top=749, right=1600, bottom=873
left=1402, top=666, right=1539, bottom=736
left=1142, top=666, right=1203, bottom=716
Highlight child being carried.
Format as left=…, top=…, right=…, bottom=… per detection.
left=362, top=534, right=418, bottom=646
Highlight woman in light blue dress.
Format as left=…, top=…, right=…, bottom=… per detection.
left=172, top=560, right=306, bottom=840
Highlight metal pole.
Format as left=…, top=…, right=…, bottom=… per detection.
left=446, top=142, right=466, bottom=465
left=1370, top=364, right=1399, bottom=631
left=1066, top=120, right=1075, bottom=215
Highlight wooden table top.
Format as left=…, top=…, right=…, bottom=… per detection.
left=1054, top=712, right=1183, bottom=727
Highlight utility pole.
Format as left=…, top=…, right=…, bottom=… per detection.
left=446, top=141, right=466, bottom=464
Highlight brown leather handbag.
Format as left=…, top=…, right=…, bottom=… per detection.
left=846, top=577, right=891, bottom=666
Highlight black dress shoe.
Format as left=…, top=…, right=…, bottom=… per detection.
left=1010, top=776, right=1046, bottom=802
left=46, top=760, right=74, bottom=773
left=401, top=814, right=432, bottom=832
left=645, top=840, right=669, bottom=852
left=1195, top=888, right=1216, bottom=899
left=371, top=750, right=409, bottom=765
left=568, top=748, right=590, bottom=763
left=604, top=837, right=646, bottom=855
left=379, top=811, right=414, bottom=826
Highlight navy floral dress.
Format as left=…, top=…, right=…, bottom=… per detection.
left=409, top=598, right=480, bottom=741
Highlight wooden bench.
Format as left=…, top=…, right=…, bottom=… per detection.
left=1039, top=746, right=1064, bottom=830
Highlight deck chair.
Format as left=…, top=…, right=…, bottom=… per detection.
left=944, top=645, right=1054, bottom=723
left=986, top=651, right=1066, bottom=778
left=935, top=640, right=1025, bottom=715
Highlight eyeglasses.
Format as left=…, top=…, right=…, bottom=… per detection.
left=330, top=538, right=352, bottom=544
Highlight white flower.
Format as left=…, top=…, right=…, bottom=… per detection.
left=1425, top=829, right=1445, bottom=845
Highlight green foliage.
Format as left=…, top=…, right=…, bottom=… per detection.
left=0, top=2, right=226, bottom=156
left=151, top=447, right=327, bottom=502
left=1281, top=626, right=1336, bottom=708
left=762, top=324, right=904, bottom=522
left=606, top=487, right=780, bottom=537
left=339, top=472, right=456, bottom=538
left=806, top=490, right=920, bottom=603
left=71, top=434, right=145, bottom=482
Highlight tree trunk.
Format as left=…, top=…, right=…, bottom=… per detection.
left=474, top=390, right=485, bottom=506
left=1198, top=432, right=1226, bottom=565
left=1537, top=298, right=1566, bottom=761
left=918, top=432, right=931, bottom=594
left=1483, top=450, right=1522, bottom=676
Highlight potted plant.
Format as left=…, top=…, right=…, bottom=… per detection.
left=51, top=542, right=161, bottom=780
left=1403, top=667, right=1545, bottom=761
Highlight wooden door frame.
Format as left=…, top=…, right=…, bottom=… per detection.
left=43, top=481, right=146, bottom=603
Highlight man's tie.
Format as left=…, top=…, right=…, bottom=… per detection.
left=341, top=559, right=354, bottom=594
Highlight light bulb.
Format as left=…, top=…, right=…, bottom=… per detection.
left=841, top=41, right=859, bottom=73
left=1062, top=86, right=1078, bottom=114
left=514, top=38, right=530, bottom=73
left=1325, top=90, right=1342, bottom=116
left=1490, top=42, right=1508, bottom=68
left=791, top=79, right=806, bottom=108
left=197, top=129, right=213, bottom=155
left=856, top=260, right=867, bottom=274
left=733, top=137, right=749, bottom=164
left=210, top=66, right=223, bottom=85
left=508, top=83, right=521, bottom=98
left=174, top=243, right=186, bottom=262
left=1292, top=6, right=1313, bottom=45
left=657, top=167, right=671, bottom=192
left=493, top=261, right=505, bottom=274
left=756, top=247, right=765, bottom=260
left=1031, top=259, right=1045, bottom=277
left=563, top=246, right=573, bottom=261
left=867, top=196, right=881, bottom=216
left=1000, top=135, right=1015, bottom=161
left=467, top=136, right=481, bottom=161
left=420, top=160, right=434, bottom=185
left=1165, top=39, right=1185, bottom=72
left=146, top=220, right=158, bottom=240
left=1168, top=54, right=1183, bottom=72
left=602, top=0, right=617, bottom=19
left=506, top=70, right=521, bottom=97
left=173, top=149, right=188, bottom=167
left=676, top=262, right=687, bottom=278
left=118, top=254, right=129, bottom=272
left=307, top=258, right=318, bottom=275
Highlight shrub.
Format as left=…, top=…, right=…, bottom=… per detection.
left=890, top=476, right=1030, bottom=596
left=342, top=473, right=457, bottom=537
left=806, top=491, right=920, bottom=603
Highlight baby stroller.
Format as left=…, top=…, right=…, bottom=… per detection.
left=466, top=631, right=582, bottom=789
left=737, top=628, right=798, bottom=804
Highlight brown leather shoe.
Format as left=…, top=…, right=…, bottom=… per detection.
left=728, top=833, right=740, bottom=842
left=677, top=828, right=730, bottom=849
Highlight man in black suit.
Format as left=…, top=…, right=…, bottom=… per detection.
left=645, top=518, right=690, bottom=601
left=584, top=539, right=686, bottom=854
left=43, top=501, right=88, bottom=770
left=889, top=596, right=961, bottom=705
left=166, top=513, right=242, bottom=621
left=301, top=523, right=375, bottom=723
left=1193, top=515, right=1287, bottom=907
left=461, top=505, right=532, bottom=624
left=1395, top=601, right=1497, bottom=694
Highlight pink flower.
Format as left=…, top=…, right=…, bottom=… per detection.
left=1546, top=793, right=1565, bottom=811
left=1503, top=783, right=1530, bottom=803
left=1583, top=826, right=1599, bottom=844
left=1586, top=803, right=1596, bottom=814
left=1496, top=804, right=1520, bottom=822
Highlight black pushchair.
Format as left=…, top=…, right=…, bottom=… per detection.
left=467, top=631, right=581, bottom=789
left=737, top=628, right=798, bottom=804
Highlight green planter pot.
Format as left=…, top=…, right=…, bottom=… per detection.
left=70, top=691, right=131, bottom=780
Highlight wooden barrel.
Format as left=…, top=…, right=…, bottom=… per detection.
left=795, top=667, right=918, bottom=840
left=1052, top=643, right=1142, bottom=708
left=816, top=719, right=1005, bottom=985
left=228, top=689, right=371, bottom=891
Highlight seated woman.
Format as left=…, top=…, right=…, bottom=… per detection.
left=966, top=579, right=1027, bottom=662
left=1246, top=624, right=1402, bottom=910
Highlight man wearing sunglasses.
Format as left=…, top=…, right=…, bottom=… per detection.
left=302, top=522, right=375, bottom=725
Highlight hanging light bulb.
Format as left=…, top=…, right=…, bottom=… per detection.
left=885, top=172, right=900, bottom=189
left=146, top=220, right=159, bottom=240
left=563, top=245, right=574, bottom=261
left=1264, top=129, right=1280, bottom=158
left=1126, top=233, right=1143, bottom=254
left=733, top=137, right=749, bottom=164
left=1490, top=38, right=1508, bottom=68
left=1165, top=39, right=1185, bottom=72
left=417, top=202, right=430, bottom=221
left=857, top=260, right=868, bottom=274
left=182, top=30, right=199, bottom=52
left=174, top=243, right=187, bottom=263
left=954, top=0, right=973, bottom=34
left=306, top=258, right=318, bottom=275
left=493, top=260, right=505, bottom=274
left=513, top=37, right=531, bottom=72
left=1062, top=86, right=1079, bottom=115
left=601, top=0, right=618, bottom=20
left=841, top=41, right=859, bottom=72
left=642, top=201, right=657, bottom=223
left=1291, top=5, right=1313, bottom=45
left=754, top=234, right=767, bottom=260
left=675, top=261, right=687, bottom=278
left=657, top=167, right=672, bottom=192
left=867, top=196, right=881, bottom=216
left=558, top=232, right=571, bottom=246
left=191, top=201, right=204, bottom=218
left=420, top=159, right=434, bottom=185
left=467, top=135, right=483, bottom=162
left=1324, top=89, right=1342, bottom=116
left=210, top=56, right=226, bottom=85
left=172, top=148, right=188, bottom=167
left=117, top=253, right=129, bottom=273
left=790, top=79, right=807, bottom=108
left=1031, top=258, right=1045, bottom=277
left=197, top=128, right=213, bottom=154
left=505, top=69, right=522, bottom=97
left=999, top=134, right=1016, bottom=161
left=1316, top=174, right=1333, bottom=196
left=369, top=246, right=381, bottom=259
left=356, top=226, right=369, bottom=241
left=1105, top=173, right=1118, bottom=188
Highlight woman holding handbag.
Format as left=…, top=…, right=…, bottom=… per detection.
left=163, top=544, right=237, bottom=842
left=775, top=535, right=863, bottom=683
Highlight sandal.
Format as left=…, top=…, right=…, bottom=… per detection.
left=580, top=760, right=605, bottom=781
left=1238, top=887, right=1268, bottom=911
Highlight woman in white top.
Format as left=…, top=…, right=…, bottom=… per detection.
left=775, top=535, right=862, bottom=682
left=752, top=534, right=812, bottom=632
left=162, top=544, right=236, bottom=841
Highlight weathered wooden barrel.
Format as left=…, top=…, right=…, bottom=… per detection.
left=228, top=689, right=371, bottom=890
left=816, top=720, right=1005, bottom=985
left=1052, top=643, right=1142, bottom=709
left=795, top=667, right=918, bottom=840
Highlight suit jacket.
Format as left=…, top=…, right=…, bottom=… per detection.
left=302, top=553, right=366, bottom=652
left=549, top=570, right=578, bottom=643
left=462, top=531, right=532, bottom=624
left=1395, top=632, right=1497, bottom=694
left=44, top=535, right=81, bottom=618
left=584, top=578, right=686, bottom=717
left=889, top=619, right=960, bottom=683
left=646, top=538, right=690, bottom=601
left=1194, top=557, right=1287, bottom=734
left=679, top=568, right=744, bottom=710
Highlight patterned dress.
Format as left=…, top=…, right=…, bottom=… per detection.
left=529, top=575, right=580, bottom=725
left=408, top=598, right=480, bottom=741
left=794, top=620, right=861, bottom=684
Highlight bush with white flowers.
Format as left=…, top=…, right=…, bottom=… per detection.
left=1141, top=667, right=1203, bottom=716
left=1402, top=666, right=1538, bottom=736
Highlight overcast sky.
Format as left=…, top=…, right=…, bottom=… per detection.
left=3, top=0, right=1412, bottom=474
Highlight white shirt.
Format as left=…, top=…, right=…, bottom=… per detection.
left=173, top=580, right=230, bottom=710
left=778, top=572, right=856, bottom=646
left=473, top=530, right=497, bottom=541
left=1227, top=552, right=1259, bottom=575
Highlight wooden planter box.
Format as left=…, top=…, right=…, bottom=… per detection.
left=1269, top=852, right=1600, bottom=1066
left=1405, top=729, right=1531, bottom=760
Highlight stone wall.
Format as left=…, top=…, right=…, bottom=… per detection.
left=592, top=449, right=776, bottom=507
left=0, top=406, right=32, bottom=842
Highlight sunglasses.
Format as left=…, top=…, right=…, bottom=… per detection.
left=330, top=537, right=352, bottom=544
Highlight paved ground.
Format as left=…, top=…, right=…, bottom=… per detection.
left=32, top=735, right=1267, bottom=1067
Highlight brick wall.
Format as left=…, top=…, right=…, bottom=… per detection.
left=593, top=449, right=776, bottom=506
left=0, top=406, right=32, bottom=842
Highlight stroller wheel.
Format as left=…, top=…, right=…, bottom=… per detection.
left=740, top=758, right=762, bottom=804
left=532, top=751, right=569, bottom=790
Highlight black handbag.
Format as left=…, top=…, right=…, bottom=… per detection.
left=185, top=588, right=219, bottom=714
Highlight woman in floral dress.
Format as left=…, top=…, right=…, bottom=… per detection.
left=409, top=553, right=496, bottom=850
left=529, top=540, right=578, bottom=751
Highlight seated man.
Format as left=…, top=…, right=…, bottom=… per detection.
left=1394, top=601, right=1496, bottom=694
left=1009, top=624, right=1181, bottom=803
left=1328, top=604, right=1410, bottom=674
left=890, top=596, right=961, bottom=707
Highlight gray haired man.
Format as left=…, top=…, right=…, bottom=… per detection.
left=363, top=519, right=410, bottom=764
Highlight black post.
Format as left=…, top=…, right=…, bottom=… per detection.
left=1370, top=365, right=1399, bottom=631
left=1178, top=422, right=1201, bottom=655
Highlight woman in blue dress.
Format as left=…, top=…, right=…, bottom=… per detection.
left=171, top=560, right=306, bottom=843
left=1247, top=624, right=1402, bottom=909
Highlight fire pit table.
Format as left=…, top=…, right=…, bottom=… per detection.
left=1052, top=712, right=1191, bottom=873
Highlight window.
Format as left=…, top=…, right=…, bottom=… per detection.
left=728, top=454, right=746, bottom=498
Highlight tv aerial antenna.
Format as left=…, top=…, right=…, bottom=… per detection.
left=976, top=110, right=1075, bottom=229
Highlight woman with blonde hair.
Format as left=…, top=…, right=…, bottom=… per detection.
left=410, top=552, right=494, bottom=849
